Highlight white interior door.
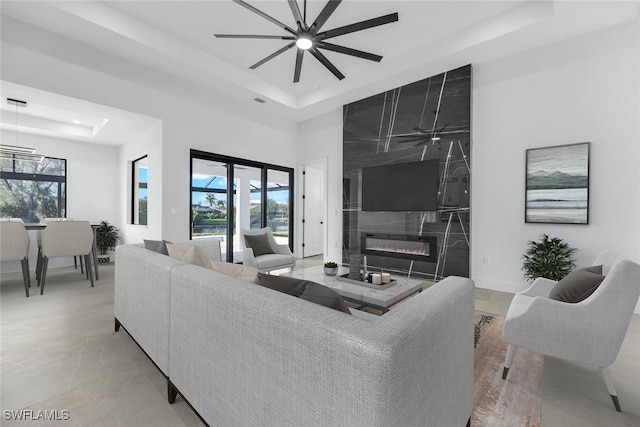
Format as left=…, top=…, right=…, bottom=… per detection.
left=302, top=164, right=324, bottom=257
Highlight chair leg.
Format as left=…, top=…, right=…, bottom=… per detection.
left=600, top=366, right=622, bottom=412
left=502, top=343, right=516, bottom=379
left=21, top=258, right=30, bottom=297
left=85, top=254, right=94, bottom=287
left=35, top=247, right=42, bottom=283
left=74, top=256, right=78, bottom=270
left=39, top=256, right=49, bottom=295
left=80, top=255, right=84, bottom=275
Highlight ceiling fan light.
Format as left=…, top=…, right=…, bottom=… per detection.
left=296, top=37, right=312, bottom=50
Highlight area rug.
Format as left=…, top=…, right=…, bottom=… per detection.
left=472, top=311, right=544, bottom=427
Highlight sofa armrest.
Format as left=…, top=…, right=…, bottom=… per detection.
left=242, top=247, right=257, bottom=267
left=114, top=245, right=186, bottom=376
left=272, top=242, right=293, bottom=256
left=518, top=277, right=557, bottom=298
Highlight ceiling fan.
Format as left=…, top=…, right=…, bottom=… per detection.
left=214, top=0, right=399, bottom=83
left=395, top=124, right=451, bottom=146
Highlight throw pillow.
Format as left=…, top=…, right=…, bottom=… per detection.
left=549, top=265, right=605, bottom=303
left=244, top=234, right=274, bottom=257
left=144, top=239, right=171, bottom=255
left=166, top=243, right=210, bottom=268
left=210, top=260, right=260, bottom=284
left=257, top=273, right=351, bottom=314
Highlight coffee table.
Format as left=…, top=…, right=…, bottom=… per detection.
left=282, top=265, right=428, bottom=313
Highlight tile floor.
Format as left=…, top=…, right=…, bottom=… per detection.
left=1, top=259, right=639, bottom=426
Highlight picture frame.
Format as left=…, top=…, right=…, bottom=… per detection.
left=525, top=142, right=590, bottom=224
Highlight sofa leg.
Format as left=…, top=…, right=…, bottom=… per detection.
left=466, top=418, right=471, bottom=427
left=168, top=380, right=178, bottom=404
left=114, top=318, right=121, bottom=332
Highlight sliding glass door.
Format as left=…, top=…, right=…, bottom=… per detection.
left=190, top=150, right=294, bottom=263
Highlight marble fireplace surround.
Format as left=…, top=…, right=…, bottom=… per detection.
left=342, top=65, right=471, bottom=279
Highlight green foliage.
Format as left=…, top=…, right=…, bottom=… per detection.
left=96, top=220, right=120, bottom=255
left=138, top=196, right=147, bottom=225
left=0, top=157, right=65, bottom=221
left=522, top=234, right=577, bottom=283
left=324, top=261, right=338, bottom=268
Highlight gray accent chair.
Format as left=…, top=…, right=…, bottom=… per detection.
left=0, top=221, right=31, bottom=297
left=502, top=251, right=640, bottom=412
left=37, top=220, right=95, bottom=294
left=240, top=227, right=295, bottom=273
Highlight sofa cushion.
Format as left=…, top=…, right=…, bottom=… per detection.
left=166, top=243, right=210, bottom=268
left=144, top=239, right=171, bottom=255
left=244, top=234, right=274, bottom=256
left=210, top=260, right=260, bottom=284
left=258, top=273, right=351, bottom=314
left=549, top=265, right=605, bottom=303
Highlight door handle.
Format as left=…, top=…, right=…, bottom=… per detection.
left=320, top=221, right=324, bottom=224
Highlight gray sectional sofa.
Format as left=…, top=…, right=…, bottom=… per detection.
left=115, top=242, right=475, bottom=427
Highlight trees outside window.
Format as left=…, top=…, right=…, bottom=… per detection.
left=0, top=156, right=66, bottom=222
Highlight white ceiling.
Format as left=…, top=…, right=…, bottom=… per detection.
left=1, top=0, right=639, bottom=128
left=0, top=80, right=160, bottom=146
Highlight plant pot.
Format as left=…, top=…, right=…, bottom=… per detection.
left=97, top=254, right=111, bottom=264
left=324, top=267, right=338, bottom=276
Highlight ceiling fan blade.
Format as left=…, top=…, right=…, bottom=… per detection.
left=294, top=49, right=304, bottom=83
left=249, top=42, right=296, bottom=69
left=437, top=123, right=450, bottom=133
left=214, top=34, right=296, bottom=40
left=317, top=12, right=398, bottom=40
left=310, top=0, right=342, bottom=34
left=288, top=0, right=306, bottom=30
left=396, top=134, right=429, bottom=139
left=309, top=47, right=345, bottom=80
left=232, top=0, right=297, bottom=35
left=317, top=42, right=382, bottom=62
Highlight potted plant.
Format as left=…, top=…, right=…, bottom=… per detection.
left=96, top=220, right=120, bottom=264
left=324, top=261, right=339, bottom=276
left=522, top=234, right=577, bottom=283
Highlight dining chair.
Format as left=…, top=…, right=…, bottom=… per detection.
left=36, top=218, right=84, bottom=284
left=0, top=221, right=31, bottom=297
left=38, top=220, right=95, bottom=295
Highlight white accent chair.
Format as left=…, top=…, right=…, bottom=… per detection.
left=240, top=227, right=295, bottom=273
left=0, top=221, right=31, bottom=297
left=502, top=251, right=640, bottom=412
left=37, top=220, right=95, bottom=294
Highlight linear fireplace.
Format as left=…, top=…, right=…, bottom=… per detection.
left=361, top=233, right=437, bottom=263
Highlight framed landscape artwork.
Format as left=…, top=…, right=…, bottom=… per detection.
left=525, top=142, right=590, bottom=224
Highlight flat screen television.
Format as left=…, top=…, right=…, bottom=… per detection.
left=361, top=160, right=439, bottom=211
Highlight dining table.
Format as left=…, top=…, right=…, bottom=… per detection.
left=24, top=223, right=101, bottom=281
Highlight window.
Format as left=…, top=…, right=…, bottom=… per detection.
left=190, top=151, right=294, bottom=263
left=0, top=156, right=67, bottom=222
left=132, top=155, right=148, bottom=225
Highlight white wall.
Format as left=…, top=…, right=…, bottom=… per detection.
left=2, top=21, right=298, bottom=246
left=118, top=121, right=163, bottom=244
left=297, top=110, right=343, bottom=263
left=297, top=20, right=640, bottom=312
left=0, top=131, right=120, bottom=270
left=472, top=19, right=640, bottom=308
